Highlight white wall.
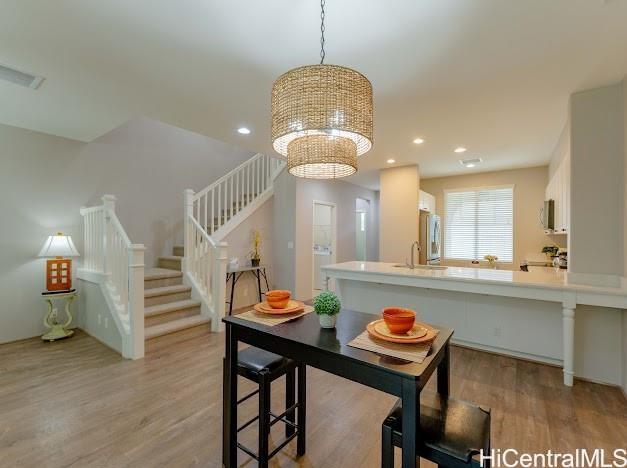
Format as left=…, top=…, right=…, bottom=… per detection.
left=294, top=178, right=379, bottom=300
left=420, top=166, right=549, bottom=270
left=1, top=118, right=255, bottom=342
left=0, top=124, right=85, bottom=343
left=74, top=117, right=254, bottom=267
left=569, top=83, right=624, bottom=284
left=379, top=165, right=419, bottom=263
left=221, top=198, right=275, bottom=310
left=272, top=174, right=380, bottom=301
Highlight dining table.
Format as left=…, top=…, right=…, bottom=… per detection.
left=222, top=308, right=454, bottom=468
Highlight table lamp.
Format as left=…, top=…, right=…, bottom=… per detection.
left=38, top=232, right=80, bottom=292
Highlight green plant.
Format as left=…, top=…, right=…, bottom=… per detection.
left=313, top=291, right=341, bottom=316
left=542, top=245, right=559, bottom=257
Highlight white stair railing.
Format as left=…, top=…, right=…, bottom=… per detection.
left=79, top=194, right=145, bottom=359
left=183, top=153, right=285, bottom=331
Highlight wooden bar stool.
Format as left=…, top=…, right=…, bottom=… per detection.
left=381, top=395, right=491, bottom=468
left=229, top=346, right=306, bottom=467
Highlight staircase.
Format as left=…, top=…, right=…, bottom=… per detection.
left=78, top=153, right=285, bottom=359
left=183, top=153, right=285, bottom=332
left=144, top=246, right=211, bottom=341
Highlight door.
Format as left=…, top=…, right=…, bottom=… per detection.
left=313, top=201, right=336, bottom=295
left=355, top=198, right=369, bottom=262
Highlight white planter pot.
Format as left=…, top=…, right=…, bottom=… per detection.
left=318, top=314, right=337, bottom=329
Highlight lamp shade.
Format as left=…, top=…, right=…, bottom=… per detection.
left=38, top=233, right=80, bottom=258
left=271, top=64, right=373, bottom=179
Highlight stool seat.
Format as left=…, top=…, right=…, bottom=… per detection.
left=383, top=395, right=491, bottom=467
left=238, top=347, right=291, bottom=373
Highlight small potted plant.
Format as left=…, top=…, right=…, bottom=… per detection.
left=314, top=291, right=341, bottom=328
left=542, top=245, right=559, bottom=265
left=250, top=229, right=261, bottom=267
left=484, top=254, right=498, bottom=269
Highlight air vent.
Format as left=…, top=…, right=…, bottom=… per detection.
left=459, top=157, right=482, bottom=168
left=0, top=63, right=45, bottom=89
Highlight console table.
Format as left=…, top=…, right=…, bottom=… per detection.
left=226, top=265, right=270, bottom=315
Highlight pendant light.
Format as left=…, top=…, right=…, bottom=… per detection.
left=271, top=0, right=373, bottom=179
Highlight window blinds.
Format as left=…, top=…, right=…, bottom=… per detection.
left=444, top=187, right=513, bottom=262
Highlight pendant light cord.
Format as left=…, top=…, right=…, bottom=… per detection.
left=320, top=0, right=326, bottom=64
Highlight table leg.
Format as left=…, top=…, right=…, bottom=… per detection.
left=222, top=324, right=238, bottom=467
left=228, top=273, right=235, bottom=316
left=437, top=343, right=450, bottom=396
left=401, top=379, right=419, bottom=468
left=256, top=270, right=262, bottom=302
left=261, top=268, right=270, bottom=292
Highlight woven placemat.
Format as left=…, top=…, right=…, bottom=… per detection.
left=236, top=305, right=314, bottom=327
left=347, top=330, right=437, bottom=363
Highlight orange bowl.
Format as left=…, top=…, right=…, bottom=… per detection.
left=265, top=290, right=291, bottom=309
left=382, top=307, right=416, bottom=334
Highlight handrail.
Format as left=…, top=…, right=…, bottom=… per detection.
left=183, top=153, right=284, bottom=332
left=187, top=213, right=217, bottom=249
left=193, top=152, right=264, bottom=201
left=79, top=194, right=145, bottom=359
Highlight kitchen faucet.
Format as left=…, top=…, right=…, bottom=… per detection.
left=406, top=241, right=421, bottom=269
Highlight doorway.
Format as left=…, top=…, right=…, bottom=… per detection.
left=312, top=200, right=336, bottom=296
left=355, top=198, right=370, bottom=262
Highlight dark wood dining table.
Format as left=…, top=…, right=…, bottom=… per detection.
left=222, top=308, right=454, bottom=468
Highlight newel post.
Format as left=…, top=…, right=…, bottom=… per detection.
left=127, top=243, right=146, bottom=359
left=183, top=189, right=194, bottom=273
left=101, top=194, right=116, bottom=275
left=212, top=241, right=228, bottom=332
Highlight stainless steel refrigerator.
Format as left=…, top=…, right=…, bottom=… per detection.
left=419, top=212, right=441, bottom=265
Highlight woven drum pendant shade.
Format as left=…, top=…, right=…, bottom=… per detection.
left=271, top=64, right=373, bottom=179
left=288, top=135, right=357, bottom=179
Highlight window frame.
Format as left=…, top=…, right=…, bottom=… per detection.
left=442, top=184, right=515, bottom=264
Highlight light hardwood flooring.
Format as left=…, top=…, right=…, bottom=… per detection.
left=1, top=328, right=626, bottom=467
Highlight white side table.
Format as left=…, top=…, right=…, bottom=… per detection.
left=41, top=289, right=76, bottom=341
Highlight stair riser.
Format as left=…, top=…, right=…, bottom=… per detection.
left=173, top=246, right=184, bottom=257
left=145, top=306, right=201, bottom=328
left=144, top=276, right=182, bottom=290
left=158, top=258, right=182, bottom=271
left=144, top=290, right=191, bottom=307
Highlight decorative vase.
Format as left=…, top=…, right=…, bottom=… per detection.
left=318, top=314, right=337, bottom=329
left=251, top=258, right=260, bottom=267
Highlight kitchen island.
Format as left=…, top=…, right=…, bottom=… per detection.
left=321, top=261, right=627, bottom=387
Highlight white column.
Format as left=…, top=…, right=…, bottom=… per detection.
left=211, top=241, right=228, bottom=332
left=183, top=189, right=194, bottom=274
left=562, top=305, right=576, bottom=386
left=102, top=194, right=116, bottom=275
left=127, top=244, right=145, bottom=360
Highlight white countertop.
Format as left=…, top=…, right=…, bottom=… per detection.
left=321, top=261, right=627, bottom=297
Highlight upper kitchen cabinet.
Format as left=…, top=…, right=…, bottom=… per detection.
left=418, top=189, right=436, bottom=212
left=545, top=154, right=570, bottom=234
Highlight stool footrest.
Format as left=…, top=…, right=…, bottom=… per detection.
left=237, top=388, right=259, bottom=405
left=237, top=415, right=259, bottom=433
left=269, top=402, right=299, bottom=427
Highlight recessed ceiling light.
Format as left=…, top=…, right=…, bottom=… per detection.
left=413, top=138, right=424, bottom=145
left=454, top=146, right=467, bottom=153
left=237, top=127, right=251, bottom=135
left=460, top=157, right=482, bottom=168
left=386, top=158, right=396, bottom=164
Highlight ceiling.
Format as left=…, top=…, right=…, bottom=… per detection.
left=1, top=0, right=627, bottom=189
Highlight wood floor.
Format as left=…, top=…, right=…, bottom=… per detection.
left=1, top=328, right=626, bottom=468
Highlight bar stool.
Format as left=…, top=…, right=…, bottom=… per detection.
left=230, top=346, right=306, bottom=467
left=381, top=395, right=491, bottom=468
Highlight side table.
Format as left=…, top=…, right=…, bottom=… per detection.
left=41, top=289, right=76, bottom=341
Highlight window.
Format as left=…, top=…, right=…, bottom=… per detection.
left=444, top=186, right=513, bottom=263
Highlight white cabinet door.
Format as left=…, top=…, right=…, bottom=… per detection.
left=419, top=190, right=435, bottom=212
